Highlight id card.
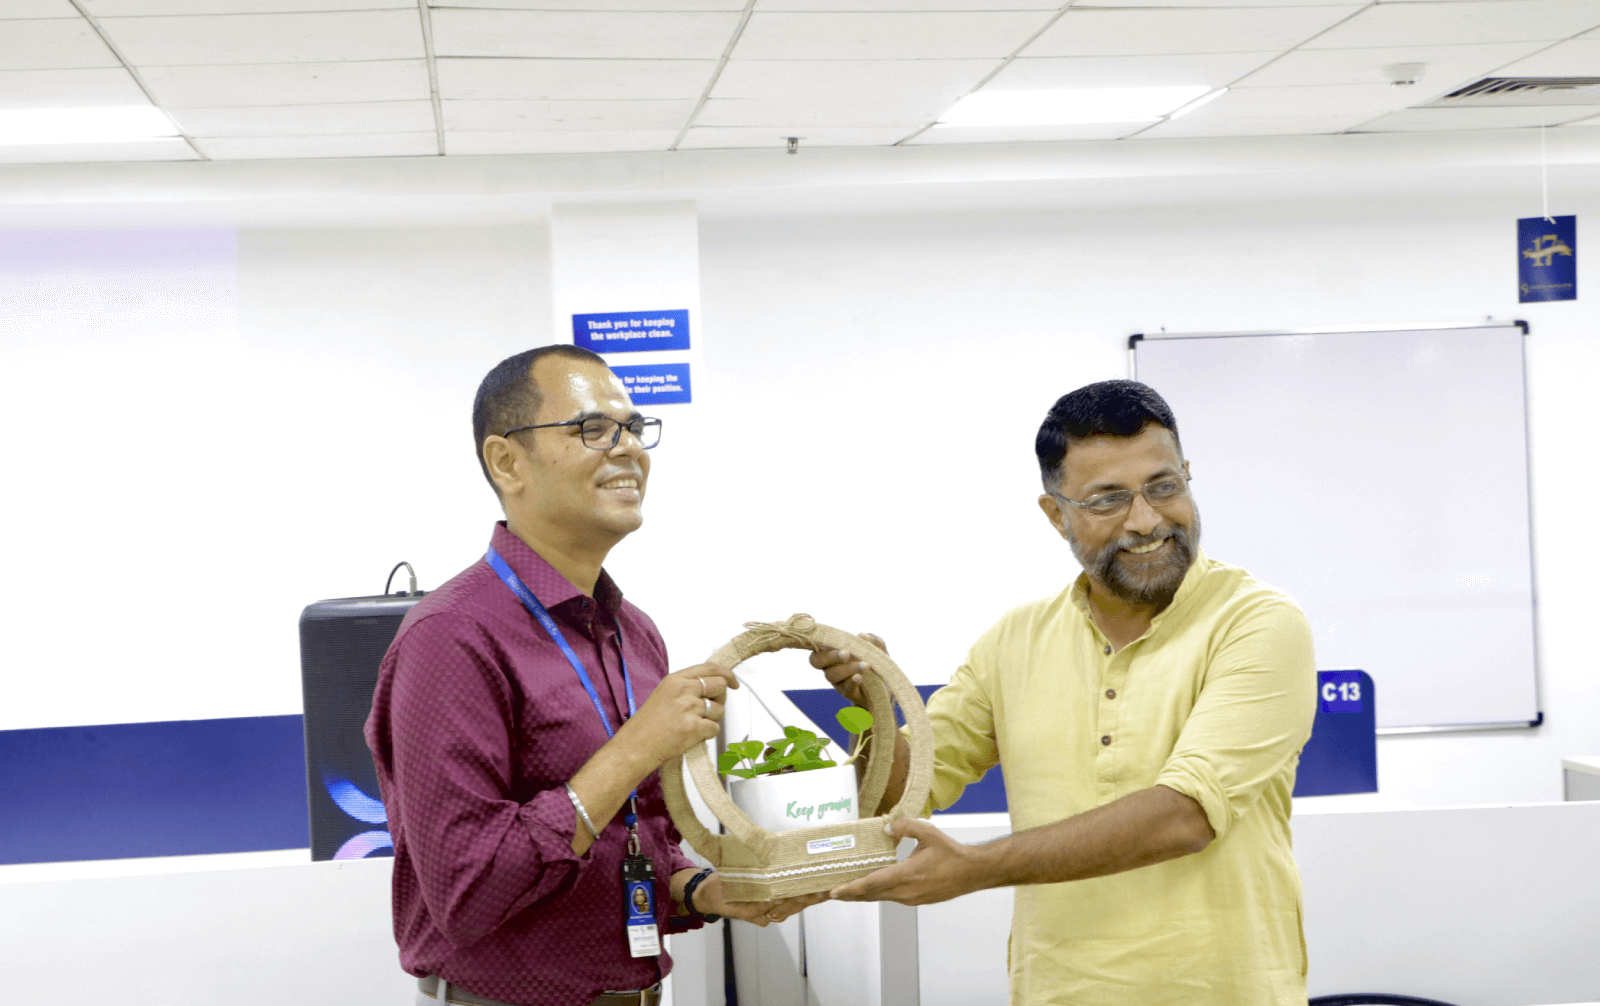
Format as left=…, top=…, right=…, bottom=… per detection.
left=622, top=854, right=660, bottom=958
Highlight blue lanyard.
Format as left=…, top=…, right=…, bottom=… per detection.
left=485, top=546, right=640, bottom=831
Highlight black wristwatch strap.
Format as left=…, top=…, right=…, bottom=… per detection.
left=683, top=867, right=721, bottom=923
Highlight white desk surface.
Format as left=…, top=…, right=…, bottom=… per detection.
left=1561, top=755, right=1600, bottom=776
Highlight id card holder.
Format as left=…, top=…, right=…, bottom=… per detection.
left=622, top=853, right=661, bottom=958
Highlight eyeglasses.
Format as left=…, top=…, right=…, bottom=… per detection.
left=502, top=415, right=662, bottom=451
left=1050, top=474, right=1190, bottom=518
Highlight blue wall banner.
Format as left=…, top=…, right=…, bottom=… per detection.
left=1518, top=215, right=1576, bottom=302
left=572, top=309, right=691, bottom=352
left=613, top=363, right=692, bottom=405
left=0, top=715, right=309, bottom=865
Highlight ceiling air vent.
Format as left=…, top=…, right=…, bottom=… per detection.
left=1422, top=77, right=1600, bottom=108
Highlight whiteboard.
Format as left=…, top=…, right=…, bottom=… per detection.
left=1133, top=325, right=1539, bottom=731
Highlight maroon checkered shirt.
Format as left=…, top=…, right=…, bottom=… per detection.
left=365, top=522, right=700, bottom=1006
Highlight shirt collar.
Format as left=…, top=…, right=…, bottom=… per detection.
left=489, top=521, right=626, bottom=619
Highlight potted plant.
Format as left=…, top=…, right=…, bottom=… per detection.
left=718, top=708, right=874, bottom=834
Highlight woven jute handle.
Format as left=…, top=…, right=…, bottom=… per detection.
left=660, top=614, right=934, bottom=865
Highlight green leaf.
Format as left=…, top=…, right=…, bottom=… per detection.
left=731, top=740, right=765, bottom=761
left=718, top=751, right=741, bottom=774
left=836, top=707, right=874, bottom=735
left=728, top=768, right=758, bottom=779
left=751, top=761, right=787, bottom=776
left=784, top=725, right=807, bottom=739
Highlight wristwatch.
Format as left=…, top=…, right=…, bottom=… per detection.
left=683, top=867, right=721, bottom=923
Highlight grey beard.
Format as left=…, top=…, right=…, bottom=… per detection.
left=1070, top=507, right=1201, bottom=607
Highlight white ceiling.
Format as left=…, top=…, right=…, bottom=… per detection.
left=0, top=0, right=1597, bottom=164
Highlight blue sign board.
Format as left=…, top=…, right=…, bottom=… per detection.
left=572, top=309, right=690, bottom=353
left=1318, top=669, right=1365, bottom=713
left=1295, top=670, right=1377, bottom=798
left=1518, top=215, right=1576, bottom=302
left=613, top=363, right=692, bottom=405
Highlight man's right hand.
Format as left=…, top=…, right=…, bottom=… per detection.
left=809, top=633, right=889, bottom=707
left=618, top=662, right=739, bottom=770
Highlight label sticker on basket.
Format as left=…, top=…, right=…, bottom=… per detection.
left=807, top=835, right=856, bottom=855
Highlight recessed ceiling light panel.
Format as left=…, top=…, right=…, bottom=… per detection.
left=0, top=106, right=179, bottom=146
left=938, top=87, right=1215, bottom=127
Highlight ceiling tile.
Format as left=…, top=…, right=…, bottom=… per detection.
left=697, top=96, right=932, bottom=127
left=733, top=12, right=1053, bottom=60
left=1305, top=1, right=1600, bottom=50
left=0, top=19, right=119, bottom=70
left=0, top=138, right=199, bottom=163
left=906, top=122, right=1139, bottom=143
left=756, top=0, right=1057, bottom=9
left=2, top=0, right=80, bottom=16
left=436, top=58, right=715, bottom=101
left=446, top=131, right=680, bottom=155
left=170, top=100, right=436, bottom=136
left=991, top=53, right=1278, bottom=90
left=141, top=60, right=430, bottom=107
left=435, top=0, right=745, bottom=8
left=1025, top=6, right=1363, bottom=57
left=1074, top=0, right=1361, bottom=5
left=1135, top=83, right=1412, bottom=138
left=1349, top=105, right=1600, bottom=132
left=441, top=99, right=696, bottom=132
left=81, top=0, right=403, bottom=12
left=1492, top=39, right=1600, bottom=76
left=713, top=59, right=991, bottom=105
left=676, top=125, right=911, bottom=149
left=1235, top=42, right=1551, bottom=90
left=196, top=131, right=438, bottom=159
left=430, top=9, right=741, bottom=60
left=0, top=68, right=147, bottom=109
left=100, top=10, right=423, bottom=65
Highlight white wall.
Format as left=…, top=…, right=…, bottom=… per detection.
left=6, top=177, right=1596, bottom=792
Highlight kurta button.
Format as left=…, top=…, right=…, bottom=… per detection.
left=1103, top=645, right=1112, bottom=655
left=1105, top=689, right=1116, bottom=699
left=1101, top=735, right=1112, bottom=746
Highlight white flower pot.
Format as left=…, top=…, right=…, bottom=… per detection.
left=726, top=763, right=861, bottom=834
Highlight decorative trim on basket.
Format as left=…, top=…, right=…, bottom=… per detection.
left=715, top=853, right=899, bottom=882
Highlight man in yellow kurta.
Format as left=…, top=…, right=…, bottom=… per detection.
left=819, top=379, right=1316, bottom=1005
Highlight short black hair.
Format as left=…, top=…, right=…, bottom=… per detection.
left=1034, top=379, right=1182, bottom=488
left=471, top=344, right=609, bottom=492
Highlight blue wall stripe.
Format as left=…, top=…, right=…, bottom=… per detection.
left=0, top=715, right=309, bottom=866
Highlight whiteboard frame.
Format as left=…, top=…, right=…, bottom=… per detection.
left=1130, top=321, right=1543, bottom=736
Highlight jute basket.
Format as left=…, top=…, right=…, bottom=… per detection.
left=660, top=614, right=933, bottom=901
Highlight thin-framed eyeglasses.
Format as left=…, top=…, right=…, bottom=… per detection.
left=502, top=415, right=662, bottom=451
left=1049, top=473, right=1190, bottom=518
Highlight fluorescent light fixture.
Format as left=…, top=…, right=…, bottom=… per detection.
left=938, top=86, right=1216, bottom=127
left=0, top=106, right=179, bottom=146
left=1166, top=87, right=1228, bottom=120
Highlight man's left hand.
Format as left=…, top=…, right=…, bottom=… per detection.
left=827, top=819, right=986, bottom=906
left=695, top=873, right=829, bottom=927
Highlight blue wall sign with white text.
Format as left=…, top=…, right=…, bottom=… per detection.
left=613, top=363, right=692, bottom=405
left=572, top=309, right=691, bottom=352
left=1518, top=215, right=1576, bottom=302
left=1319, top=669, right=1365, bottom=713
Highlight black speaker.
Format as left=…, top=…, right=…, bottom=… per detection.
left=298, top=593, right=421, bottom=862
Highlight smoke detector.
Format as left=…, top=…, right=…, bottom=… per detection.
left=1383, top=63, right=1426, bottom=87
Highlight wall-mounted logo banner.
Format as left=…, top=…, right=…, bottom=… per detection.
left=572, top=309, right=690, bottom=352
left=613, top=363, right=692, bottom=405
left=1518, top=215, right=1576, bottom=303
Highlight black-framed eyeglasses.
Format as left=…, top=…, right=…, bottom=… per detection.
left=502, top=415, right=662, bottom=451
left=1049, top=473, right=1190, bottom=518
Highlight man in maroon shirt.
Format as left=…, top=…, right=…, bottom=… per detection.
left=366, top=345, right=816, bottom=1006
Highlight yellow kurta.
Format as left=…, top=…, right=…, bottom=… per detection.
left=925, top=551, right=1316, bottom=1006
